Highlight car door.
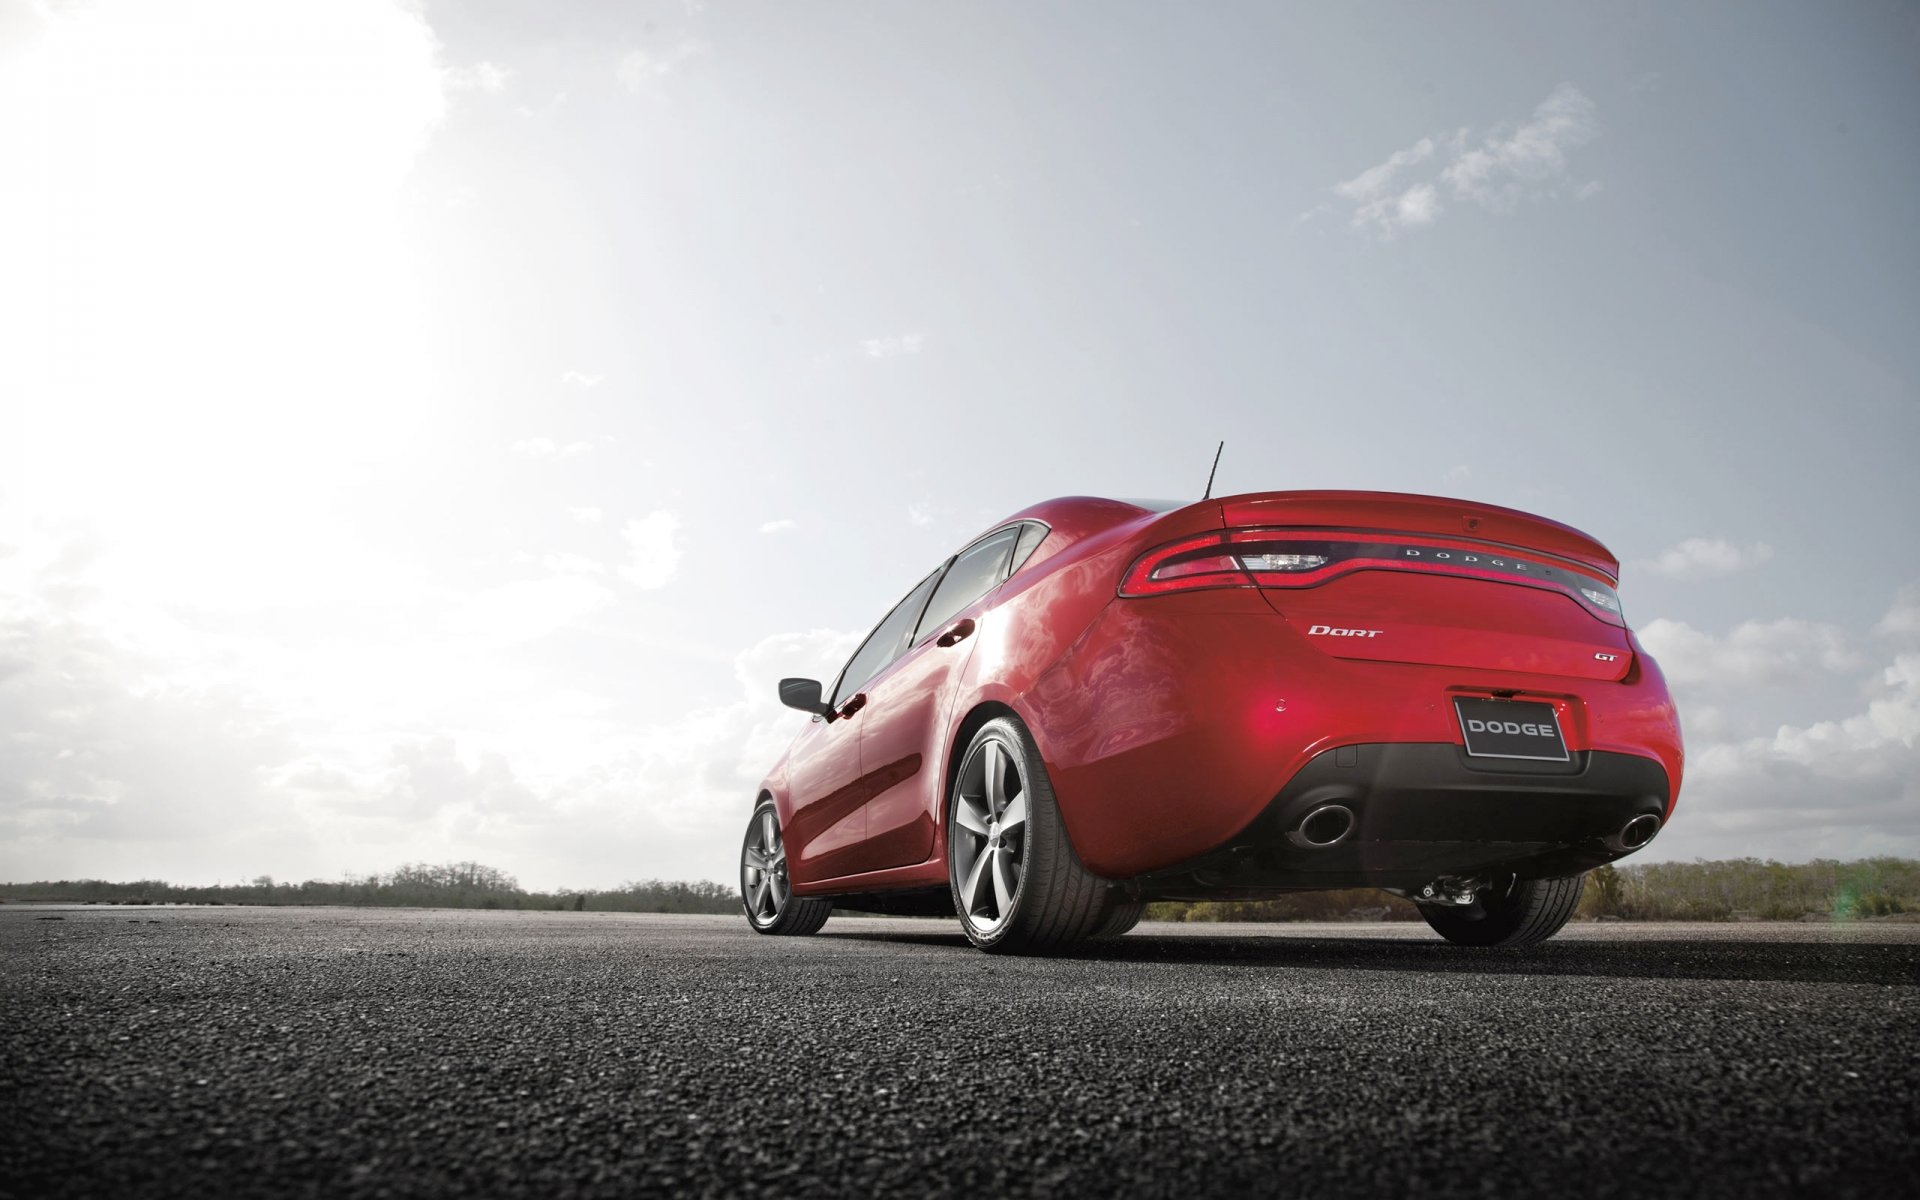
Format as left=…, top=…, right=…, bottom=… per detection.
left=780, top=701, right=866, bottom=886
left=786, top=570, right=940, bottom=885
left=847, top=527, right=1023, bottom=875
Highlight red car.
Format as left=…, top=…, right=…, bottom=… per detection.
left=740, top=491, right=1682, bottom=952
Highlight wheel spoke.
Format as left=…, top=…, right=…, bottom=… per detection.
left=769, top=873, right=788, bottom=908
left=983, top=743, right=1005, bottom=815
left=743, top=850, right=769, bottom=871
left=955, top=795, right=991, bottom=836
left=998, top=794, right=1026, bottom=834
left=750, top=876, right=769, bottom=914
left=761, top=812, right=777, bottom=852
left=961, top=848, right=991, bottom=914
left=991, top=851, right=1015, bottom=916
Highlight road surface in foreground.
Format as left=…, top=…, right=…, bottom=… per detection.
left=4, top=907, right=1916, bottom=1198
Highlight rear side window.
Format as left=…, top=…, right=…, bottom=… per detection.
left=913, top=528, right=1020, bottom=646
left=833, top=571, right=940, bottom=704
left=1010, top=522, right=1048, bottom=574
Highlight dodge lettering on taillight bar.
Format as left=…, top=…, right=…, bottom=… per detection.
left=1119, top=528, right=1625, bottom=623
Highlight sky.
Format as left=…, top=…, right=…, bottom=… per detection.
left=2, top=0, right=1916, bottom=890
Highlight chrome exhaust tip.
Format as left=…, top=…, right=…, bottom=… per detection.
left=1287, top=803, right=1356, bottom=849
left=1618, top=813, right=1661, bottom=850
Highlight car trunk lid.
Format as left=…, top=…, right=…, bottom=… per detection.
left=1261, top=571, right=1632, bottom=681
left=1211, top=492, right=1630, bottom=681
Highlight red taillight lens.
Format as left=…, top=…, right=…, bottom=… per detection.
left=1120, top=531, right=1341, bottom=595
left=1153, top=553, right=1243, bottom=580
left=1118, top=533, right=1247, bottom=595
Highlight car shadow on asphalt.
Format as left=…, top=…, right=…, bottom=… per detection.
left=822, top=928, right=1920, bottom=987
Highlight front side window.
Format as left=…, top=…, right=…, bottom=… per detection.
left=912, top=528, right=1020, bottom=646
left=833, top=571, right=940, bottom=705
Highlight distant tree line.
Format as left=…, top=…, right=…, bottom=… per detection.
left=1147, top=858, right=1918, bottom=923
left=0, top=861, right=739, bottom=914
left=5, top=858, right=1916, bottom=922
left=1576, top=856, right=1916, bottom=921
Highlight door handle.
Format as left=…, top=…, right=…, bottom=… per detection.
left=836, top=693, right=867, bottom=720
left=936, top=618, right=975, bottom=648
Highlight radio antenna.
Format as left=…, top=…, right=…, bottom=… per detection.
left=1201, top=441, right=1224, bottom=500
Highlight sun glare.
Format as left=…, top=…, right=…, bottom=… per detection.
left=6, top=0, right=446, bottom=567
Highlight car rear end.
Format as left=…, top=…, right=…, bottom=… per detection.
left=1028, top=490, right=1682, bottom=895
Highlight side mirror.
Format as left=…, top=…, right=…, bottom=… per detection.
left=778, top=677, right=836, bottom=719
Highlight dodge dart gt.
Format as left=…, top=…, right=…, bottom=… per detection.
left=739, top=491, right=1682, bottom=953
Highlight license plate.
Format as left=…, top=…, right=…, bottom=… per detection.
left=1454, top=698, right=1570, bottom=762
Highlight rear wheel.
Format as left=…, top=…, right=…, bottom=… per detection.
left=1420, top=872, right=1583, bottom=947
left=947, top=717, right=1112, bottom=954
left=740, top=800, right=831, bottom=936
left=1088, top=901, right=1146, bottom=940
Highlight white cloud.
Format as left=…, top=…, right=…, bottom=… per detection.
left=510, top=626, right=864, bottom=883
left=444, top=60, right=511, bottom=93
left=512, top=437, right=592, bottom=458
left=1392, top=183, right=1441, bottom=228
left=450, top=575, right=614, bottom=649
left=616, top=41, right=703, bottom=89
left=1333, top=139, right=1444, bottom=235
left=1440, top=84, right=1598, bottom=211
left=387, top=737, right=536, bottom=818
left=862, top=333, right=925, bottom=359
left=0, top=509, right=856, bottom=888
left=1643, top=586, right=1920, bottom=861
left=514, top=92, right=569, bottom=121
left=1657, top=653, right=1920, bottom=860
left=1333, top=137, right=1435, bottom=205
left=1637, top=537, right=1776, bottom=580
left=1639, top=617, right=1858, bottom=688
left=541, top=553, right=605, bottom=576
left=560, top=370, right=602, bottom=388
left=1328, top=85, right=1597, bottom=236
left=568, top=506, right=605, bottom=525
left=1876, top=585, right=1920, bottom=641
left=758, top=519, right=797, bottom=535
left=620, top=511, right=682, bottom=590
left=907, top=503, right=935, bottom=527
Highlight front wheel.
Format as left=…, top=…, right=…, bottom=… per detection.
left=1420, top=872, right=1584, bottom=947
left=740, top=800, right=831, bottom=936
left=947, top=717, right=1113, bottom=954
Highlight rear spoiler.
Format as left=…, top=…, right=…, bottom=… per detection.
left=1207, top=490, right=1620, bottom=582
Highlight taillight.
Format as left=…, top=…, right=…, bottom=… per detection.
left=1117, top=533, right=1247, bottom=594
left=1118, top=528, right=1625, bottom=622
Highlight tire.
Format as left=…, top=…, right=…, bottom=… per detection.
left=740, top=800, right=832, bottom=936
left=1088, top=901, right=1146, bottom=941
left=946, top=716, right=1112, bottom=954
left=1420, top=872, right=1584, bottom=947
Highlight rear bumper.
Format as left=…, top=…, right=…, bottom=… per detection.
left=1025, top=589, right=1684, bottom=878
left=1132, top=742, right=1670, bottom=898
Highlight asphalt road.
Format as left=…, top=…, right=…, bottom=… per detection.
left=3, top=907, right=1916, bottom=1199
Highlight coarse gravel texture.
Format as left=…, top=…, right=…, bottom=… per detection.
left=3, top=906, right=1917, bottom=1199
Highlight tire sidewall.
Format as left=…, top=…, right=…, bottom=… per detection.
left=1421, top=873, right=1581, bottom=947
left=741, top=800, right=783, bottom=932
left=947, top=720, right=1039, bottom=951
